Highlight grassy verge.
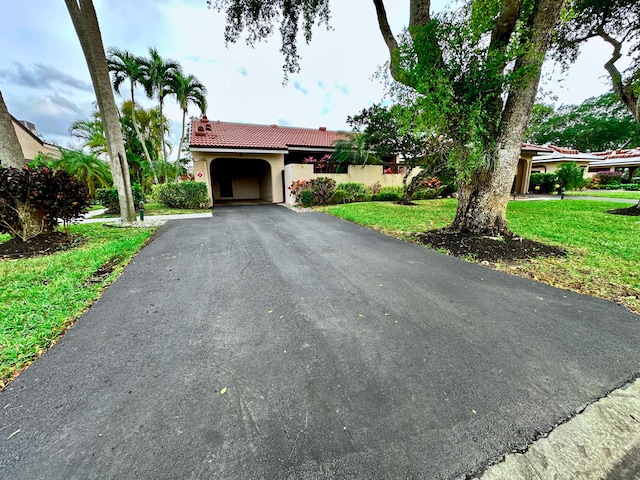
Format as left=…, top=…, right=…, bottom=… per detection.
left=0, top=224, right=157, bottom=387
left=92, top=201, right=210, bottom=218
left=321, top=199, right=640, bottom=314
left=566, top=190, right=640, bottom=200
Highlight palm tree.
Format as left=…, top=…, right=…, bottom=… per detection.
left=140, top=47, right=181, bottom=164
left=50, top=150, right=112, bottom=197
left=332, top=132, right=381, bottom=169
left=107, top=47, right=159, bottom=184
left=64, top=0, right=136, bottom=222
left=70, top=113, right=107, bottom=157
left=172, top=71, right=207, bottom=180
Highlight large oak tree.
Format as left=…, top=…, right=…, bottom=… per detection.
left=211, top=0, right=567, bottom=235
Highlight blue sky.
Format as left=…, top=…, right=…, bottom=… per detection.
left=0, top=0, right=625, bottom=157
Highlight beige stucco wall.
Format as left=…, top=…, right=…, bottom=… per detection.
left=192, top=152, right=285, bottom=205
left=531, top=160, right=590, bottom=174
left=13, top=122, right=61, bottom=161
left=284, top=164, right=419, bottom=205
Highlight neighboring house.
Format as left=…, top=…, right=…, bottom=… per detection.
left=515, top=143, right=554, bottom=194
left=11, top=115, right=61, bottom=162
left=531, top=145, right=597, bottom=175
left=588, top=148, right=640, bottom=180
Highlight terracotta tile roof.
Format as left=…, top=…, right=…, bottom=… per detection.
left=592, top=148, right=640, bottom=160
left=521, top=142, right=554, bottom=152
left=189, top=118, right=347, bottom=150
left=548, top=144, right=580, bottom=155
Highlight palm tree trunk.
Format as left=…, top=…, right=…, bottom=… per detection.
left=175, top=109, right=186, bottom=181
left=65, top=0, right=136, bottom=222
left=130, top=84, right=159, bottom=184
left=0, top=90, right=27, bottom=168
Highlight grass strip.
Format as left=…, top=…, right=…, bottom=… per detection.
left=0, top=223, right=157, bottom=386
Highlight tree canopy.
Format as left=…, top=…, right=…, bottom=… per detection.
left=527, top=93, right=640, bottom=151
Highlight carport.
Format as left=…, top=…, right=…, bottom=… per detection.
left=209, top=157, right=273, bottom=202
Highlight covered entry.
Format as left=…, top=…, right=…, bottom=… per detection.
left=209, top=158, right=274, bottom=202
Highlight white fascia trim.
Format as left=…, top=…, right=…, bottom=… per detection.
left=190, top=147, right=288, bottom=155
left=287, top=146, right=336, bottom=153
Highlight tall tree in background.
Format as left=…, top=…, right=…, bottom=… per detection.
left=555, top=0, right=640, bottom=212
left=210, top=0, right=566, bottom=236
left=172, top=71, right=207, bottom=180
left=0, top=90, right=26, bottom=168
left=141, top=47, right=181, bottom=164
left=64, top=0, right=136, bottom=222
left=527, top=93, right=640, bottom=151
left=107, top=47, right=160, bottom=184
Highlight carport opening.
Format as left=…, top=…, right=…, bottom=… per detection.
left=210, top=158, right=273, bottom=203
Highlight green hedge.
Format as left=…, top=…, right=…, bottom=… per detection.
left=372, top=186, right=403, bottom=202
left=96, top=184, right=144, bottom=213
left=154, top=181, right=209, bottom=209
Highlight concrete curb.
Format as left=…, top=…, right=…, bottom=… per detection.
left=478, top=378, right=640, bottom=479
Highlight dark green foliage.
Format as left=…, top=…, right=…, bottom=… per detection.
left=335, top=183, right=370, bottom=202
left=529, top=173, right=558, bottom=194
left=328, top=189, right=347, bottom=205
left=0, top=166, right=89, bottom=239
left=555, top=162, right=585, bottom=190
left=300, top=190, right=314, bottom=207
left=96, top=184, right=145, bottom=212
left=154, top=181, right=209, bottom=209
left=621, top=183, right=639, bottom=190
left=371, top=186, right=403, bottom=202
left=526, top=94, right=640, bottom=151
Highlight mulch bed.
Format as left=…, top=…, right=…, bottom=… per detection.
left=0, top=233, right=86, bottom=260
left=607, top=205, right=640, bottom=216
left=413, top=229, right=566, bottom=264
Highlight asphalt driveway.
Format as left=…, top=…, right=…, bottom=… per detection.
left=2, top=205, right=640, bottom=479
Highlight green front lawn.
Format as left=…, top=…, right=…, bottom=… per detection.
left=0, top=224, right=157, bottom=387
left=322, top=199, right=640, bottom=314
left=92, top=201, right=210, bottom=218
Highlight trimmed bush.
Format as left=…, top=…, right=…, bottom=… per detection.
left=372, top=186, right=403, bottom=202
left=621, top=183, right=640, bottom=191
left=96, top=184, right=144, bottom=213
left=300, top=190, right=314, bottom=207
left=335, top=182, right=371, bottom=202
left=154, top=181, right=209, bottom=209
left=412, top=188, right=440, bottom=200
left=329, top=189, right=348, bottom=205
left=594, top=171, right=623, bottom=186
left=288, top=177, right=336, bottom=206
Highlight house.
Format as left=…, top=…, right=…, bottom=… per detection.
left=189, top=118, right=410, bottom=206
left=11, top=116, right=61, bottom=162
left=530, top=145, right=597, bottom=175
left=588, top=148, right=640, bottom=180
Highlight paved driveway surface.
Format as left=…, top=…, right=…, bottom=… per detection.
left=2, top=205, right=640, bottom=479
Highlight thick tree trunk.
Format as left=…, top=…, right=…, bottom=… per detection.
left=65, top=0, right=136, bottom=222
left=450, top=0, right=566, bottom=235
left=0, top=91, right=27, bottom=168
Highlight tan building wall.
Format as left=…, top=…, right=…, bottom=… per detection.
left=531, top=160, right=590, bottom=174
left=284, top=164, right=419, bottom=205
left=13, top=121, right=61, bottom=161
left=192, top=152, right=285, bottom=205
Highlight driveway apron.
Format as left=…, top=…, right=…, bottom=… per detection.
left=2, top=205, right=640, bottom=479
